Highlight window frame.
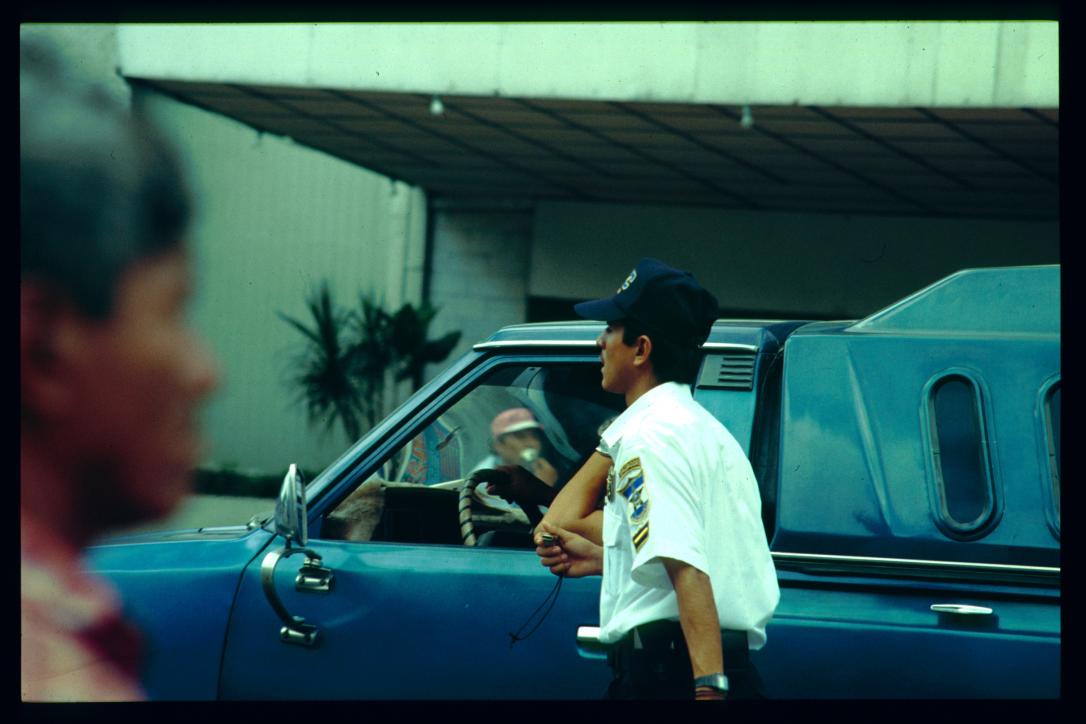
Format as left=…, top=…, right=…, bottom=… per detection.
left=1037, top=376, right=1060, bottom=540
left=921, top=369, right=1003, bottom=541
left=308, top=351, right=620, bottom=543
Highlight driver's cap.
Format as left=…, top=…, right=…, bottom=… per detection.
left=491, top=407, right=543, bottom=441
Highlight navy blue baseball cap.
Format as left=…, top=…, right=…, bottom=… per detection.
left=574, top=258, right=719, bottom=347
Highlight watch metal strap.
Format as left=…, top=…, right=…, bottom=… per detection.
left=693, top=672, right=729, bottom=692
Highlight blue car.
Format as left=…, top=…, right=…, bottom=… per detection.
left=88, top=265, right=1060, bottom=699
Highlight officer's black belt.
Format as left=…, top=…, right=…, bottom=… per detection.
left=609, top=620, right=751, bottom=671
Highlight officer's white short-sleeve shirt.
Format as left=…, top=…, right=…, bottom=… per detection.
left=596, top=382, right=780, bottom=650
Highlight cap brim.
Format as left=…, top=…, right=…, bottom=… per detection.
left=497, top=420, right=543, bottom=436
left=574, top=296, right=624, bottom=322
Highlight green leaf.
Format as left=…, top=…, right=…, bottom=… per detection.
left=275, top=311, right=323, bottom=346
left=422, top=331, right=463, bottom=362
left=281, top=282, right=463, bottom=440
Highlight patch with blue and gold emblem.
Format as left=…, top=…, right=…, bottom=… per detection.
left=617, top=457, right=650, bottom=551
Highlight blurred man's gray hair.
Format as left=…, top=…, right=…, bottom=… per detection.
left=20, top=37, right=191, bottom=318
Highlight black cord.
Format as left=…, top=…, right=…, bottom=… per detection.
left=507, top=574, right=563, bottom=647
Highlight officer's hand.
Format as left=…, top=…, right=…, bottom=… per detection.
left=534, top=522, right=603, bottom=578
left=472, top=466, right=556, bottom=507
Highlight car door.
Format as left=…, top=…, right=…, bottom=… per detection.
left=753, top=561, right=1060, bottom=698
left=218, top=356, right=622, bottom=699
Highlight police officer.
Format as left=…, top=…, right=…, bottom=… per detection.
left=535, top=258, right=779, bottom=700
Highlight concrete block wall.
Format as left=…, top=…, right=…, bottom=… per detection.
left=426, top=207, right=536, bottom=380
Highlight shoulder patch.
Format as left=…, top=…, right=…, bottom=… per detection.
left=618, top=457, right=642, bottom=480
left=617, top=457, right=650, bottom=545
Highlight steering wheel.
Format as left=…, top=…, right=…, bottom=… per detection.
left=458, top=472, right=544, bottom=546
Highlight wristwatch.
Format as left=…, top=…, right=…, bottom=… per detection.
left=693, top=673, right=730, bottom=694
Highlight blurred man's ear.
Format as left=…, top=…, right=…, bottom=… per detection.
left=20, top=284, right=89, bottom=422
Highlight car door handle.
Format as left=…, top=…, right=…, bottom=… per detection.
left=930, top=603, right=994, bottom=616
left=577, top=625, right=602, bottom=645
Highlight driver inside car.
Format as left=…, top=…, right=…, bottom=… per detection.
left=477, top=408, right=558, bottom=483
left=471, top=407, right=560, bottom=513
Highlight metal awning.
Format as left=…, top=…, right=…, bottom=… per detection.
left=136, top=79, right=1058, bottom=220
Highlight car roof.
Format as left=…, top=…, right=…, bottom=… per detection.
left=475, top=319, right=813, bottom=353
left=480, top=265, right=1060, bottom=350
left=846, top=264, right=1058, bottom=337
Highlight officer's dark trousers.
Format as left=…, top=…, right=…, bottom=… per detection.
left=605, top=621, right=765, bottom=700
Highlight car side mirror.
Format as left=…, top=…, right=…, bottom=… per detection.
left=274, top=464, right=308, bottom=546
left=263, top=463, right=333, bottom=647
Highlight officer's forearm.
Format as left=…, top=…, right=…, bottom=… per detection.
left=662, top=558, right=724, bottom=678
left=562, top=509, right=602, bottom=545
left=541, top=452, right=609, bottom=532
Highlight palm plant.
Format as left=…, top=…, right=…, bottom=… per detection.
left=351, top=295, right=395, bottom=432
left=350, top=294, right=461, bottom=431
left=278, top=282, right=369, bottom=441
left=387, top=300, right=462, bottom=387
left=280, top=282, right=462, bottom=441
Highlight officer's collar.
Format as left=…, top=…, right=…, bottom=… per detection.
left=601, top=381, right=691, bottom=448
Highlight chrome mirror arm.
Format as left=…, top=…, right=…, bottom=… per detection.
left=260, top=545, right=323, bottom=646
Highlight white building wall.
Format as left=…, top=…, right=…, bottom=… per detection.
left=135, top=89, right=427, bottom=474
left=116, top=22, right=1058, bottom=108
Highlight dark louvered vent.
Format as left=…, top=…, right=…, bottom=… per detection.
left=696, top=351, right=757, bottom=390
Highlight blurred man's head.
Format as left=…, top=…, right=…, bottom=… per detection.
left=20, top=38, right=219, bottom=537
